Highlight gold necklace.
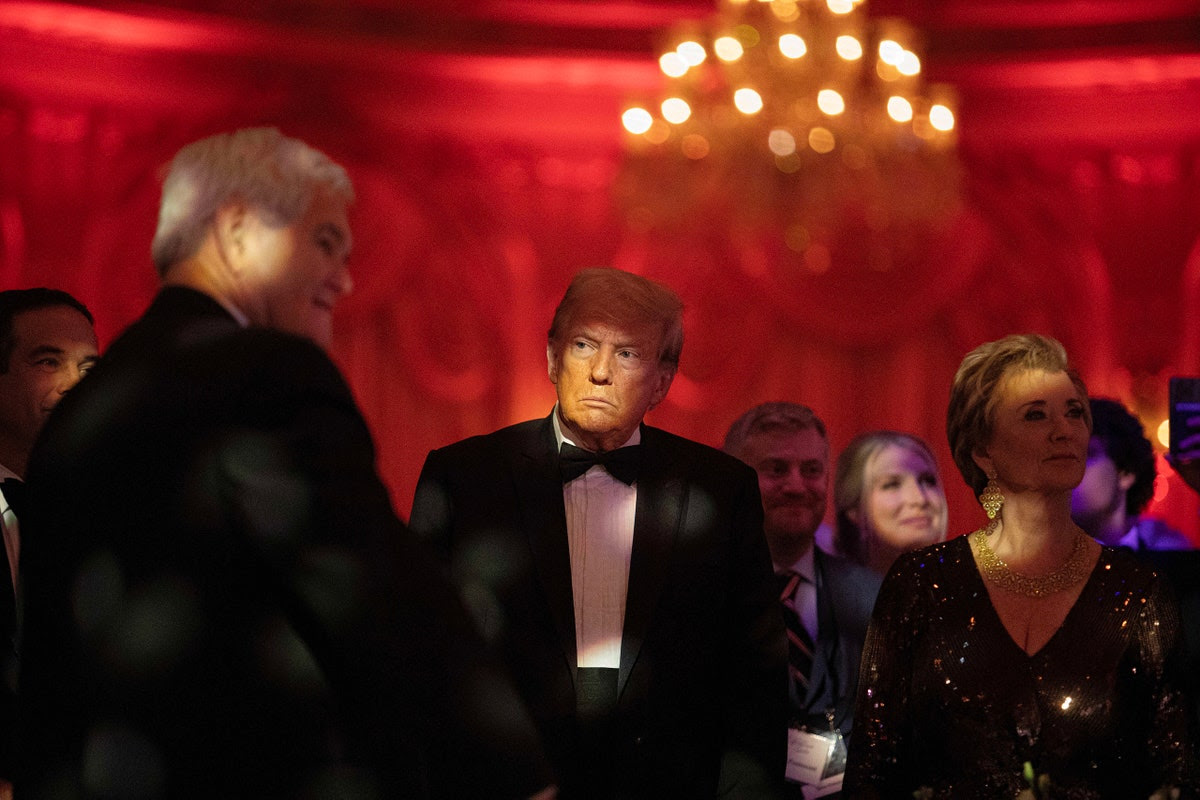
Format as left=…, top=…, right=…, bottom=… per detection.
left=970, top=521, right=1092, bottom=598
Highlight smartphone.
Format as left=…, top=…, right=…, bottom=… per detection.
left=1168, top=376, right=1200, bottom=458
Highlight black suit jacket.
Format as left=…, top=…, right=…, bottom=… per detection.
left=801, top=548, right=882, bottom=736
left=409, top=415, right=788, bottom=799
left=16, top=287, right=553, bottom=798
left=0, top=487, right=16, bottom=780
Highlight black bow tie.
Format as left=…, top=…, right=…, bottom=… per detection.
left=558, top=443, right=641, bottom=486
left=1, top=478, right=25, bottom=518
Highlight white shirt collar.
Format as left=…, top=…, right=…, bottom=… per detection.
left=778, top=544, right=817, bottom=584
left=214, top=296, right=249, bottom=328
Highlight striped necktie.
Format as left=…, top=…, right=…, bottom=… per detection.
left=778, top=570, right=815, bottom=693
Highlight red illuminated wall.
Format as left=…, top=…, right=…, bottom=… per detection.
left=2, top=0, right=1198, bottom=541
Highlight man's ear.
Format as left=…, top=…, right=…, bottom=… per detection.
left=546, top=344, right=559, bottom=384
left=213, top=201, right=250, bottom=272
left=1117, top=470, right=1137, bottom=493
left=648, top=364, right=676, bottom=410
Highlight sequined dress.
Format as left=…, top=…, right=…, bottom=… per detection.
left=844, top=535, right=1197, bottom=799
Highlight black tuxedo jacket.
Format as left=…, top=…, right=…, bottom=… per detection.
left=410, top=415, right=788, bottom=799
left=0, top=487, right=16, bottom=779
left=16, top=287, right=552, bottom=798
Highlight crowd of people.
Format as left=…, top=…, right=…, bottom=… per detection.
left=2, top=128, right=1198, bottom=798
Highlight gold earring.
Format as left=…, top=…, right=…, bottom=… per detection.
left=979, top=473, right=1003, bottom=520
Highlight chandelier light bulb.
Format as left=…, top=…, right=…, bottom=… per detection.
left=661, top=97, right=692, bottom=124
left=808, top=127, right=836, bottom=154
left=778, top=33, right=807, bottom=59
left=621, top=107, right=654, bottom=135
left=677, top=40, right=707, bottom=67
left=817, top=89, right=845, bottom=115
left=618, top=0, right=958, bottom=230
left=929, top=104, right=955, bottom=131
left=734, top=87, right=764, bottom=114
left=659, top=51, right=688, bottom=77
left=878, top=40, right=904, bottom=66
left=897, top=51, right=921, bottom=76
left=771, top=0, right=800, bottom=22
left=768, top=128, right=797, bottom=156
left=714, top=35, right=745, bottom=62
left=835, top=35, right=863, bottom=61
left=887, top=96, right=914, bottom=122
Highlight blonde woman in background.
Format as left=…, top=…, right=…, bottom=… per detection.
left=833, top=431, right=948, bottom=577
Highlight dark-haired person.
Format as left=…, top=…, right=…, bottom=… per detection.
left=1071, top=397, right=1192, bottom=550
left=846, top=333, right=1197, bottom=798
left=16, top=129, right=554, bottom=799
left=410, top=267, right=787, bottom=799
left=0, top=288, right=97, bottom=791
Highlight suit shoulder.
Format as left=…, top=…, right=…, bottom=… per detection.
left=642, top=425, right=756, bottom=479
left=426, top=419, right=545, bottom=462
left=818, top=548, right=884, bottom=596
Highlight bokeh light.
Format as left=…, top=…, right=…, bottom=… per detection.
left=677, top=40, right=706, bottom=66
left=887, top=96, right=913, bottom=122
left=835, top=35, right=863, bottom=61
left=808, top=126, right=835, bottom=153
left=622, top=107, right=653, bottom=135
left=778, top=33, right=807, bottom=59
left=734, top=87, right=764, bottom=114
left=660, top=51, right=688, bottom=77
left=768, top=128, right=797, bottom=156
left=817, top=89, right=845, bottom=115
left=897, top=51, right=921, bottom=76
left=661, top=97, right=691, bottom=124
left=929, top=104, right=955, bottom=131
left=714, top=36, right=744, bottom=62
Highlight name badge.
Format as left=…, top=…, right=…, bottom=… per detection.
left=785, top=727, right=846, bottom=798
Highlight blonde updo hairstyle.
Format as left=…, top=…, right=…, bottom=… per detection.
left=946, top=333, right=1090, bottom=500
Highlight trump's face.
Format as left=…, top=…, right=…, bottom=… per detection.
left=236, top=186, right=353, bottom=348
left=548, top=317, right=674, bottom=453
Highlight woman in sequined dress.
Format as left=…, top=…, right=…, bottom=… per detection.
left=844, top=334, right=1197, bottom=799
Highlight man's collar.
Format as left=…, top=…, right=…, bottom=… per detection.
left=210, top=295, right=249, bottom=327
left=777, top=545, right=816, bottom=583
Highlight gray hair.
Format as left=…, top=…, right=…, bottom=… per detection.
left=151, top=128, right=353, bottom=275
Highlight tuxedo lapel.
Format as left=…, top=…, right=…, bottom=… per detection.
left=619, top=427, right=684, bottom=695
left=514, top=417, right=578, bottom=673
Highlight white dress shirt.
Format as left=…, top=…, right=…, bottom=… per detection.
left=553, top=409, right=639, bottom=670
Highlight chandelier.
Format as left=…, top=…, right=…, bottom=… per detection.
left=616, top=0, right=962, bottom=270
